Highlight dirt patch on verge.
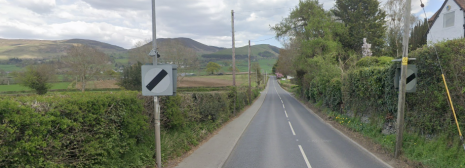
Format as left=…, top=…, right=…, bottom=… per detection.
left=293, top=96, right=424, bottom=168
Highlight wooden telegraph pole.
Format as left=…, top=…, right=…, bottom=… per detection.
left=231, top=10, right=236, bottom=113
left=231, top=10, right=236, bottom=86
left=395, top=0, right=411, bottom=158
left=248, top=40, right=251, bottom=104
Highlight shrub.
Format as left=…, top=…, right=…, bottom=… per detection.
left=0, top=91, right=151, bottom=167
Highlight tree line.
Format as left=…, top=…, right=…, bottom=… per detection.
left=272, top=0, right=429, bottom=80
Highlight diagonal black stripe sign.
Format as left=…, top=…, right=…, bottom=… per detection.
left=406, top=73, right=416, bottom=84
left=146, top=70, right=168, bottom=91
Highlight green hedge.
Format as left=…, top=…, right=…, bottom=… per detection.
left=306, top=39, right=465, bottom=136
left=0, top=91, right=152, bottom=167
left=0, top=86, right=263, bottom=167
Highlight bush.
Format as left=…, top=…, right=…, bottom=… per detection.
left=343, top=39, right=465, bottom=136
left=15, top=64, right=56, bottom=95
left=0, top=91, right=151, bottom=167
left=0, top=86, right=265, bottom=167
left=117, top=62, right=142, bottom=91
left=355, top=56, right=394, bottom=67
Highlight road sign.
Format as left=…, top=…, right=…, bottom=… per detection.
left=394, top=65, right=417, bottom=92
left=142, top=65, right=174, bottom=96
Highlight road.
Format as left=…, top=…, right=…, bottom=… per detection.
left=223, top=76, right=391, bottom=168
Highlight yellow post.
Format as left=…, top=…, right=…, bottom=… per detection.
left=442, top=74, right=462, bottom=138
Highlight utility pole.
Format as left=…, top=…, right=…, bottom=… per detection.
left=151, top=0, right=161, bottom=167
left=395, top=0, right=411, bottom=158
left=231, top=10, right=236, bottom=113
left=264, top=71, right=266, bottom=85
left=248, top=40, right=251, bottom=104
left=231, top=10, right=236, bottom=86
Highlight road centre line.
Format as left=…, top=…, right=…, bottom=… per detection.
left=288, top=121, right=296, bottom=135
left=285, top=110, right=288, bottom=118
left=298, top=145, right=313, bottom=168
left=283, top=104, right=285, bottom=109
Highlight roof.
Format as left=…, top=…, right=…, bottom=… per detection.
left=428, top=0, right=465, bottom=30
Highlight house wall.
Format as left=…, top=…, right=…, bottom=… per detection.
left=427, top=0, right=464, bottom=44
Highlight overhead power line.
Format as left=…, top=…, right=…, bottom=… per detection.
left=251, top=37, right=275, bottom=42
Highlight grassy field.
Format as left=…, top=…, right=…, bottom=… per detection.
left=0, top=65, right=23, bottom=72
left=0, top=82, right=71, bottom=92
left=211, top=44, right=278, bottom=57
left=214, top=58, right=276, bottom=74
left=115, top=58, right=129, bottom=64
left=196, top=74, right=262, bottom=87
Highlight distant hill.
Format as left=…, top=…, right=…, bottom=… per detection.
left=133, top=38, right=225, bottom=56
left=0, top=38, right=127, bottom=60
left=202, top=44, right=280, bottom=60
left=63, top=39, right=126, bottom=52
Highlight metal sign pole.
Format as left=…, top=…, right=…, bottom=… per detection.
left=152, top=0, right=161, bottom=167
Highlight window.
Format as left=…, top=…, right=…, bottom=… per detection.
left=444, top=12, right=455, bottom=28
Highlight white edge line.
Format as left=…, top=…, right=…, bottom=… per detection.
left=288, top=121, right=296, bottom=136
left=282, top=85, right=393, bottom=168
left=299, top=145, right=312, bottom=168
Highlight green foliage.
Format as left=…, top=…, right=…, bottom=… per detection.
left=15, top=64, right=56, bottom=95
left=0, top=91, right=151, bottom=167
left=272, top=61, right=278, bottom=74
left=137, top=86, right=263, bottom=163
left=409, top=18, right=428, bottom=51
left=355, top=56, right=394, bottom=67
left=300, top=38, right=465, bottom=167
left=332, top=0, right=387, bottom=54
left=205, top=62, right=221, bottom=75
left=117, top=62, right=142, bottom=91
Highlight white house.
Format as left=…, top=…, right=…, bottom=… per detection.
left=427, top=0, right=465, bottom=43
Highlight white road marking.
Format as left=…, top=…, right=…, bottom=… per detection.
left=281, top=100, right=283, bottom=103
left=284, top=110, right=288, bottom=118
left=288, top=121, right=296, bottom=135
left=299, top=145, right=312, bottom=168
left=283, top=104, right=285, bottom=109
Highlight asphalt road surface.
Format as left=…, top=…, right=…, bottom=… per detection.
left=223, top=76, right=391, bottom=168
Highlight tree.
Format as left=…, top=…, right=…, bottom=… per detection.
left=272, top=61, right=278, bottom=74
left=129, top=39, right=152, bottom=65
left=384, top=0, right=419, bottom=57
left=276, top=39, right=300, bottom=76
left=409, top=18, right=428, bottom=51
left=332, top=0, right=387, bottom=54
left=252, top=62, right=262, bottom=86
left=117, top=62, right=142, bottom=91
left=228, top=65, right=239, bottom=73
left=15, top=64, right=56, bottom=95
left=205, top=62, right=221, bottom=75
left=129, top=39, right=200, bottom=81
left=64, top=44, right=110, bottom=92
left=272, top=0, right=347, bottom=87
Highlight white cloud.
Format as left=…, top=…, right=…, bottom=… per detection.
left=0, top=0, right=441, bottom=49
left=13, top=0, right=56, bottom=14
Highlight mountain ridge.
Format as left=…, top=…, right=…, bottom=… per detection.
left=0, top=38, right=280, bottom=60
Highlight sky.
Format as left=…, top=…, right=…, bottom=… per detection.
left=0, top=0, right=442, bottom=49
